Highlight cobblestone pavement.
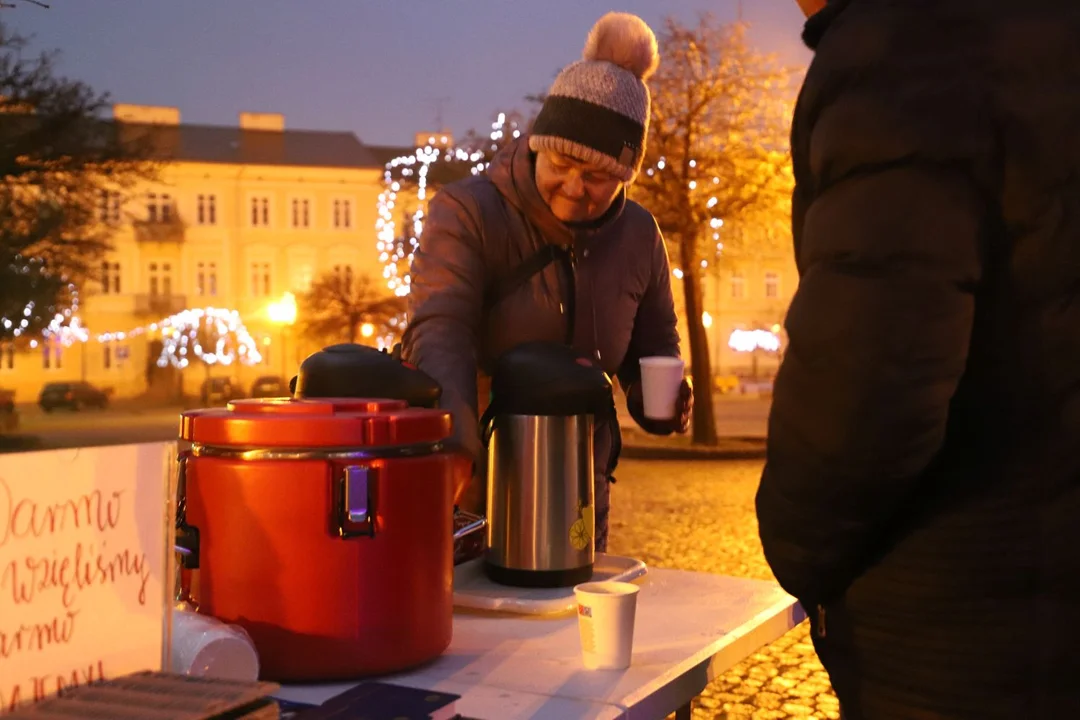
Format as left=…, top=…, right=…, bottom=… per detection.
left=607, top=459, right=840, bottom=720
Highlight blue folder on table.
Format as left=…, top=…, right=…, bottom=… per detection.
left=284, top=681, right=460, bottom=719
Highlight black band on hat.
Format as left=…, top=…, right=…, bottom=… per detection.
left=531, top=95, right=645, bottom=167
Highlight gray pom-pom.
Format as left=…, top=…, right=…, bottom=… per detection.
left=582, top=12, right=660, bottom=81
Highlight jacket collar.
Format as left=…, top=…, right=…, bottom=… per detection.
left=803, top=0, right=854, bottom=49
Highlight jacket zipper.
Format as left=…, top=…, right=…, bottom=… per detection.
left=816, top=604, right=827, bottom=638
left=562, top=245, right=577, bottom=346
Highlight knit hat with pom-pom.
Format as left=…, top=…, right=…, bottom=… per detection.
left=529, top=12, right=659, bottom=182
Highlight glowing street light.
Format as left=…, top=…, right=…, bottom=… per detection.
left=267, top=292, right=297, bottom=326
left=267, top=292, right=298, bottom=378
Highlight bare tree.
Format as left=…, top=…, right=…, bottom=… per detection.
left=632, top=15, right=797, bottom=445
left=0, top=22, right=155, bottom=342
left=298, top=271, right=407, bottom=345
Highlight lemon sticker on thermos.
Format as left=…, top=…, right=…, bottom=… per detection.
left=569, top=503, right=594, bottom=551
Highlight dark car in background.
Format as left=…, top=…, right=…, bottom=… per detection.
left=250, top=375, right=288, bottom=399
left=39, top=381, right=111, bottom=412
left=199, top=376, right=242, bottom=406
left=0, top=388, right=18, bottom=432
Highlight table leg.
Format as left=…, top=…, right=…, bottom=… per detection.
left=675, top=701, right=692, bottom=720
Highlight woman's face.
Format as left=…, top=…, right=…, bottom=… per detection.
left=534, top=150, right=623, bottom=223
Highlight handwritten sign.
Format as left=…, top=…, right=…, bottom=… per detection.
left=0, top=442, right=172, bottom=712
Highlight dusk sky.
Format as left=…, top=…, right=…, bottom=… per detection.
left=4, top=0, right=811, bottom=147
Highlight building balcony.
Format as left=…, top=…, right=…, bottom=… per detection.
left=135, top=293, right=187, bottom=316
left=132, top=215, right=186, bottom=244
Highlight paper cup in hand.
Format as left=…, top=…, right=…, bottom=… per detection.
left=639, top=357, right=685, bottom=420
left=574, top=581, right=640, bottom=670
left=171, top=609, right=260, bottom=681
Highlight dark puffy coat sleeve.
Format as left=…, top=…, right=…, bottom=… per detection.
left=617, top=223, right=681, bottom=393
left=401, top=187, right=485, bottom=463
left=757, top=163, right=986, bottom=605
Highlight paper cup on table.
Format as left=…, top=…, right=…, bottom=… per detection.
left=574, top=581, right=640, bottom=670
left=639, top=356, right=685, bottom=420
left=171, top=609, right=260, bottom=681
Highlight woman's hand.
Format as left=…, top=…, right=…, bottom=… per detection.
left=626, top=377, right=694, bottom=436
left=451, top=452, right=488, bottom=517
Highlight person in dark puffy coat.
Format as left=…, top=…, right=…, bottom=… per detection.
left=757, top=0, right=1080, bottom=717
left=402, top=12, right=692, bottom=551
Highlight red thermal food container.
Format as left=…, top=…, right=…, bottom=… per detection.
left=177, top=397, right=457, bottom=682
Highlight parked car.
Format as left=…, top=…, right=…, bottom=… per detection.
left=199, top=377, right=242, bottom=406
left=39, top=381, right=110, bottom=412
left=0, top=388, right=18, bottom=433
left=250, top=375, right=288, bottom=399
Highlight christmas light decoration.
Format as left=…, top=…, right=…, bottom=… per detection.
left=370, top=111, right=523, bottom=349
left=21, top=306, right=263, bottom=368
left=728, top=328, right=781, bottom=353
left=374, top=111, right=523, bottom=298
left=154, top=307, right=263, bottom=369
left=3, top=255, right=263, bottom=367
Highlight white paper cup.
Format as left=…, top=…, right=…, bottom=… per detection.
left=171, top=609, right=260, bottom=681
left=574, top=581, right=640, bottom=670
left=639, top=357, right=685, bottom=420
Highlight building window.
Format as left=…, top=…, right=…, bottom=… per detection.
left=291, top=263, right=314, bottom=292
left=333, top=264, right=354, bottom=292
left=332, top=199, right=352, bottom=229
left=197, top=194, right=217, bottom=225
left=103, top=342, right=128, bottom=370
left=291, top=198, right=311, bottom=228
left=42, top=340, right=61, bottom=370
left=764, top=271, right=780, bottom=299
left=149, top=262, right=173, bottom=296
left=196, top=261, right=218, bottom=297
left=98, top=190, right=121, bottom=223
left=101, top=261, right=121, bottom=294
left=0, top=342, right=13, bottom=371
left=251, top=197, right=270, bottom=227
left=731, top=272, right=746, bottom=299
left=147, top=193, right=173, bottom=223
left=251, top=262, right=272, bottom=297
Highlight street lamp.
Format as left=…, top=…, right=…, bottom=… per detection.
left=267, top=292, right=297, bottom=378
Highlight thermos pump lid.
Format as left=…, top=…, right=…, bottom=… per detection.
left=488, top=341, right=613, bottom=417
left=292, top=343, right=442, bottom=408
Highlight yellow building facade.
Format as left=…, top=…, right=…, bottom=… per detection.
left=0, top=104, right=408, bottom=403
left=671, top=247, right=798, bottom=379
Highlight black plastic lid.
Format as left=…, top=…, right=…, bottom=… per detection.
left=489, top=341, right=612, bottom=416
left=292, top=343, right=442, bottom=408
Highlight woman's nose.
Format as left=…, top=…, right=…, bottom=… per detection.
left=561, top=172, right=585, bottom=198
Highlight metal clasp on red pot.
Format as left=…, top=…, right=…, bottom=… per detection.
left=337, top=465, right=376, bottom=538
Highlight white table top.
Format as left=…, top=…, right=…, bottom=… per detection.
left=276, top=568, right=805, bottom=720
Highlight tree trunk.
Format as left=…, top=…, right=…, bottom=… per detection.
left=679, top=233, right=718, bottom=446
left=348, top=315, right=359, bottom=344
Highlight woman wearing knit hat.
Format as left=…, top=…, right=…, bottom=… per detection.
left=402, top=12, right=692, bottom=548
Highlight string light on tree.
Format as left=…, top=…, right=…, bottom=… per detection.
left=374, top=111, right=523, bottom=298
left=1, top=253, right=82, bottom=342
left=643, top=156, right=726, bottom=279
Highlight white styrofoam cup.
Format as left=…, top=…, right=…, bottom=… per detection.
left=573, top=580, right=640, bottom=670
left=639, top=356, right=685, bottom=420
left=170, top=609, right=260, bottom=681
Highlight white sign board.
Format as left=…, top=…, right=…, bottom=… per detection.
left=0, top=443, right=173, bottom=712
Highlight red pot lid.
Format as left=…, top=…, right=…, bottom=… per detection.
left=180, top=397, right=452, bottom=449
